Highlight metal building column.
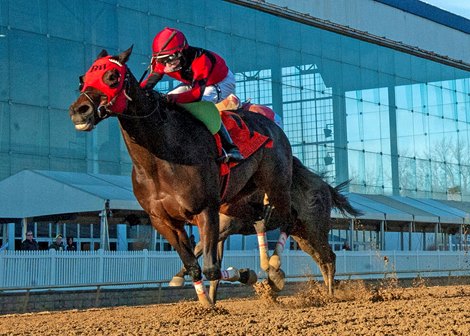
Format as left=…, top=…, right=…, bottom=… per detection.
left=99, top=200, right=111, bottom=251
left=388, top=86, right=400, bottom=195
left=116, top=224, right=128, bottom=251
left=459, top=223, right=463, bottom=251
left=408, top=222, right=413, bottom=250
left=7, top=223, right=15, bottom=251
left=332, top=86, right=349, bottom=184
left=150, top=228, right=157, bottom=251
left=380, top=221, right=385, bottom=250
left=349, top=218, right=354, bottom=250
left=271, top=64, right=283, bottom=123
left=21, top=218, right=28, bottom=241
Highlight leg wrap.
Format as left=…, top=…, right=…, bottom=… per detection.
left=221, top=267, right=240, bottom=282
left=275, top=232, right=288, bottom=255
left=257, top=232, right=268, bottom=254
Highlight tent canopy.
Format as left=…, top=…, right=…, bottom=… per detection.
left=0, top=170, right=142, bottom=219
left=0, top=170, right=469, bottom=225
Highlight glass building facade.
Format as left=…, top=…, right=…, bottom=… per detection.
left=1, top=0, right=469, bottom=250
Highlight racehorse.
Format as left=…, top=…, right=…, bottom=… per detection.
left=69, top=47, right=293, bottom=306
left=171, top=156, right=362, bottom=294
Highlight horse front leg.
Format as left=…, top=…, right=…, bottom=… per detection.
left=196, top=207, right=221, bottom=305
left=150, top=215, right=212, bottom=306
left=169, top=241, right=203, bottom=287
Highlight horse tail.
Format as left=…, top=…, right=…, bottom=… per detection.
left=291, top=157, right=332, bottom=223
left=328, top=180, right=363, bottom=217
left=291, top=156, right=362, bottom=219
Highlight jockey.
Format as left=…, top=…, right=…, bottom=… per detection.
left=142, top=27, right=243, bottom=162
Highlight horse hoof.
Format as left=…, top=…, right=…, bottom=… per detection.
left=267, top=267, right=285, bottom=292
left=239, top=268, right=258, bottom=286
left=268, top=255, right=281, bottom=270
left=169, top=276, right=185, bottom=287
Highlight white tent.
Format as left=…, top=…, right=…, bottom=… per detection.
left=0, top=170, right=142, bottom=219
left=0, top=170, right=146, bottom=250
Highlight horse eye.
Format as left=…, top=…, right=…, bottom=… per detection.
left=78, top=75, right=84, bottom=91
left=108, top=72, right=121, bottom=88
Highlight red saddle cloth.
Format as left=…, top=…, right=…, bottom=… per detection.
left=216, top=111, right=273, bottom=176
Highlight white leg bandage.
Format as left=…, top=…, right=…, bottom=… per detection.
left=275, top=232, right=288, bottom=255
left=221, top=267, right=240, bottom=282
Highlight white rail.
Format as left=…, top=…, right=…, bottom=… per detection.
left=1, top=249, right=469, bottom=289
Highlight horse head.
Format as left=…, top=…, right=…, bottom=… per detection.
left=69, top=46, right=133, bottom=131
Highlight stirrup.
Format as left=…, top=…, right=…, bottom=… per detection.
left=217, top=148, right=244, bottom=163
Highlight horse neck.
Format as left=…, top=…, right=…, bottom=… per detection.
left=117, top=75, right=217, bottom=165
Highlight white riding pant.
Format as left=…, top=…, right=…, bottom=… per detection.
left=169, top=70, right=236, bottom=104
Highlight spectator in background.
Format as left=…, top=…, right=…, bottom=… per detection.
left=66, top=237, right=77, bottom=251
left=49, top=234, right=65, bottom=251
left=21, top=231, right=39, bottom=251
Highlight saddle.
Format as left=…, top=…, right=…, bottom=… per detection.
left=181, top=95, right=275, bottom=176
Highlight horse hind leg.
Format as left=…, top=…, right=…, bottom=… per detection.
left=262, top=194, right=292, bottom=292
left=292, top=233, right=336, bottom=295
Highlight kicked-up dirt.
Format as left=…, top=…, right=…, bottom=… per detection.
left=0, top=280, right=469, bottom=335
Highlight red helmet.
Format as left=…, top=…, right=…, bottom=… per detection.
left=152, top=27, right=188, bottom=57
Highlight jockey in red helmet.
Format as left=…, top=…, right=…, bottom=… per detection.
left=142, top=27, right=243, bottom=162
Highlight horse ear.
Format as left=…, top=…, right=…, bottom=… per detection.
left=117, top=45, right=133, bottom=64
left=97, top=49, right=108, bottom=59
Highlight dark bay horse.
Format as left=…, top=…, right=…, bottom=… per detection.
left=69, top=47, right=293, bottom=306
left=171, top=156, right=362, bottom=294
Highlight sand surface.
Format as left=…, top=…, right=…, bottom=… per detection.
left=0, top=280, right=469, bottom=335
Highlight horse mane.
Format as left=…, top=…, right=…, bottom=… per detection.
left=120, top=72, right=219, bottom=164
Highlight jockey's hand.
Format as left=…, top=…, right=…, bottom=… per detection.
left=166, top=94, right=178, bottom=104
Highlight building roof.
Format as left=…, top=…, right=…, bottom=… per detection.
left=376, top=0, right=470, bottom=34
left=0, top=170, right=469, bottom=225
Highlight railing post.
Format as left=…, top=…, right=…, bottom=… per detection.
left=0, top=251, right=5, bottom=287
left=143, top=249, right=149, bottom=281
left=98, top=249, right=104, bottom=283
left=50, top=250, right=56, bottom=286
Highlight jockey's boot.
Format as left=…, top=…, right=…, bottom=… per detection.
left=218, top=124, right=244, bottom=163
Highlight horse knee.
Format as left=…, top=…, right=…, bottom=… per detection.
left=203, top=265, right=221, bottom=281
left=187, top=266, right=203, bottom=282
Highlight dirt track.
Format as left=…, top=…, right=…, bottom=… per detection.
left=0, top=280, right=469, bottom=336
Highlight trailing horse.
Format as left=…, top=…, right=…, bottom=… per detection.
left=171, top=156, right=362, bottom=294
left=69, top=47, right=293, bottom=306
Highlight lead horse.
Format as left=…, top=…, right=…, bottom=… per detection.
left=171, top=156, right=362, bottom=294
left=69, top=47, right=293, bottom=306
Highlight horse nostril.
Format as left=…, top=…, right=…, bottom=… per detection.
left=77, top=104, right=92, bottom=115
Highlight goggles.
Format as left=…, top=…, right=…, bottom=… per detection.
left=154, top=52, right=182, bottom=64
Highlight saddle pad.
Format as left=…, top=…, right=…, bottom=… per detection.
left=218, top=111, right=273, bottom=176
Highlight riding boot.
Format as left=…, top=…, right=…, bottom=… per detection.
left=218, top=124, right=244, bottom=163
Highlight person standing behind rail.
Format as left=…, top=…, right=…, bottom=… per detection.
left=49, top=234, right=65, bottom=251
left=21, top=231, right=39, bottom=251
